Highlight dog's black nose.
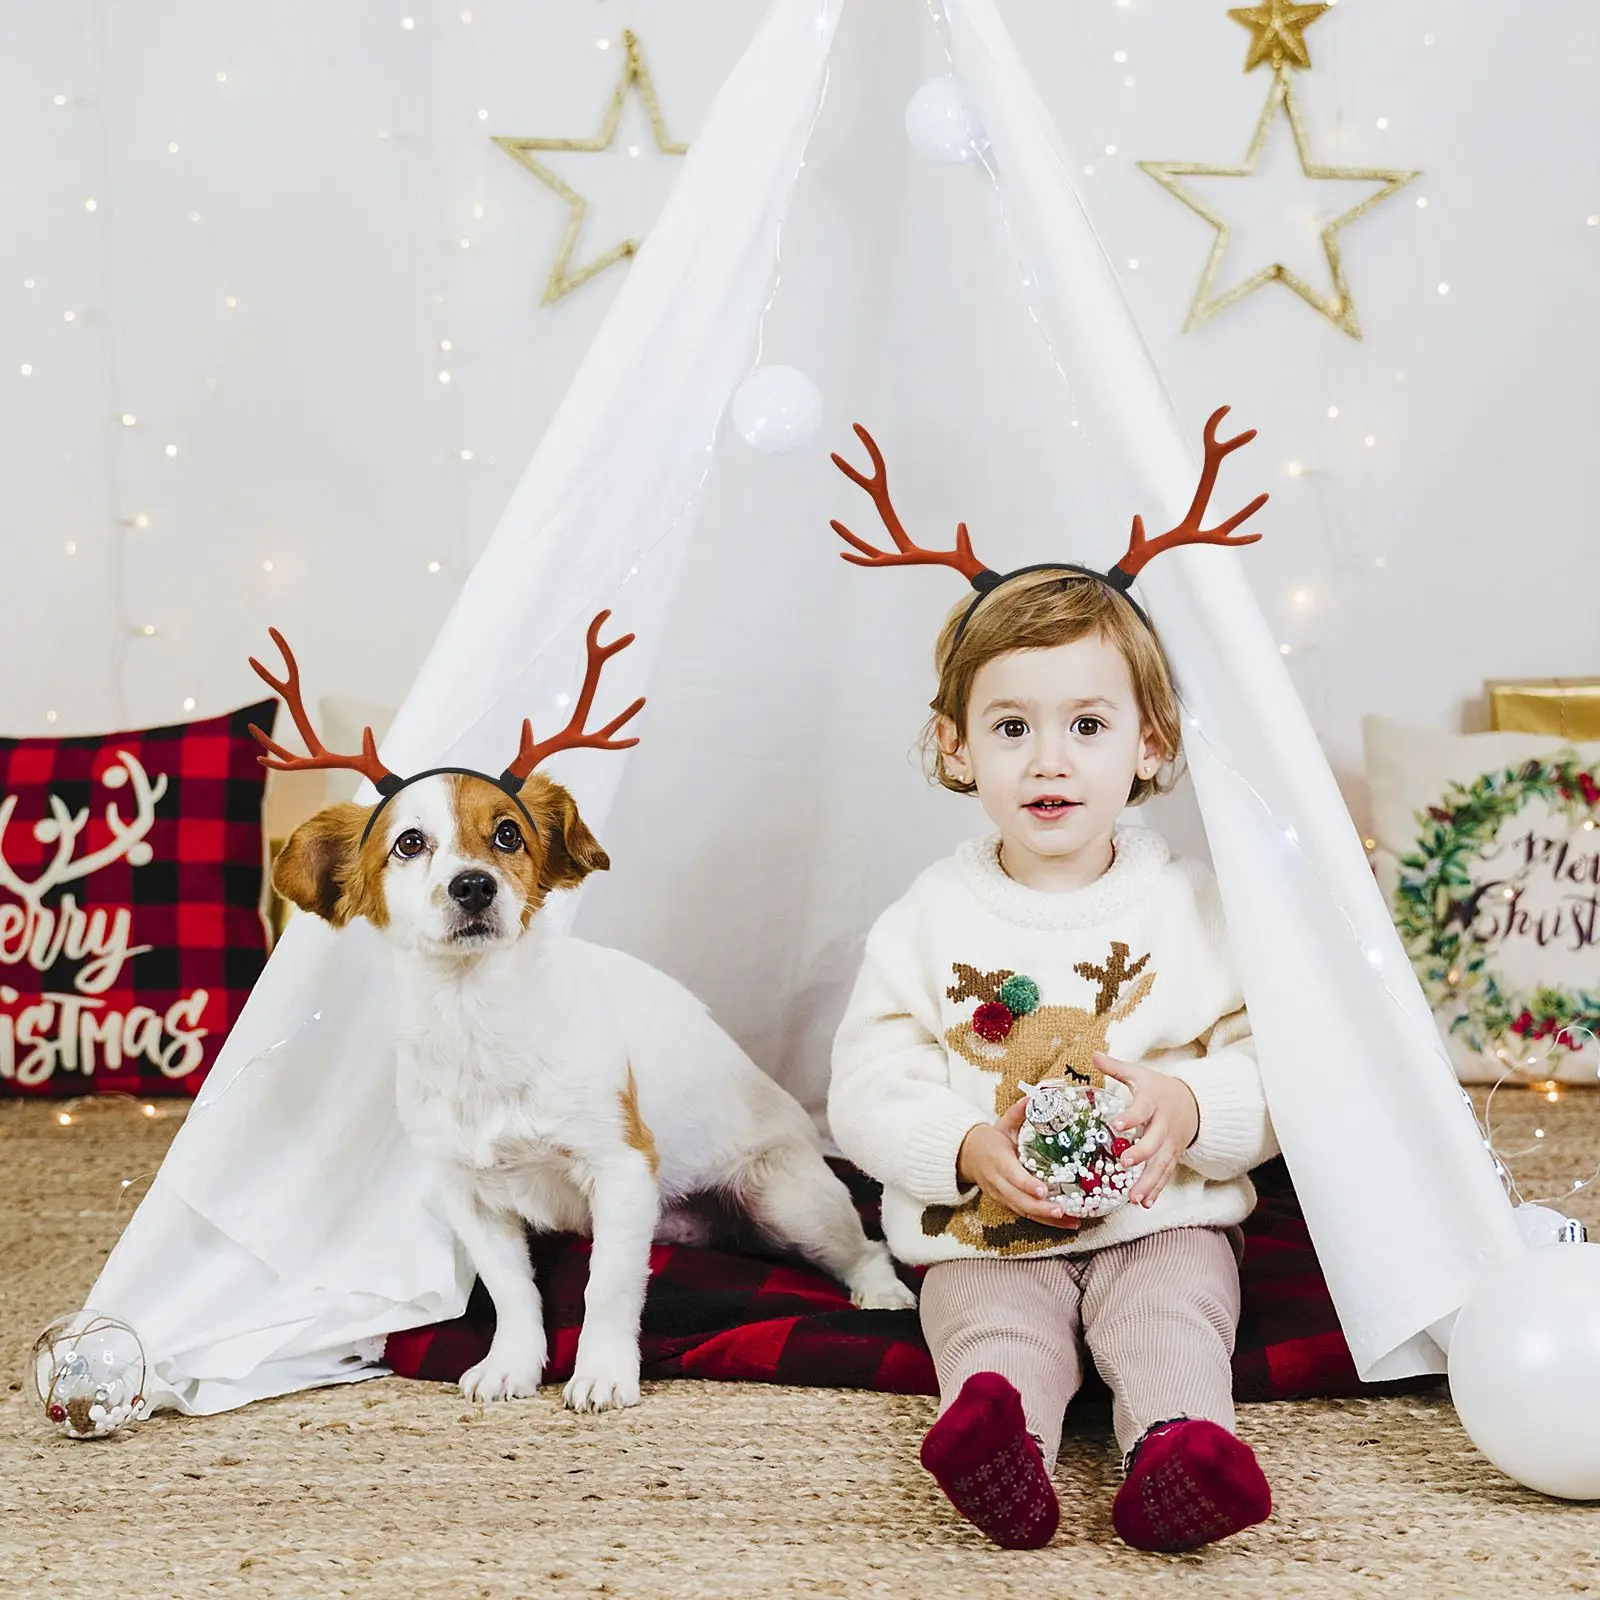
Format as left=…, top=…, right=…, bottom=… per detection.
left=448, top=870, right=497, bottom=914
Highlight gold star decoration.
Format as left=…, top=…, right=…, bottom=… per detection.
left=1138, top=71, right=1418, bottom=339
left=494, top=30, right=687, bottom=306
left=1226, top=1, right=1330, bottom=72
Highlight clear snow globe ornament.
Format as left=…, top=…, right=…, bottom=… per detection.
left=32, top=1310, right=148, bottom=1439
left=1015, top=1079, right=1143, bottom=1219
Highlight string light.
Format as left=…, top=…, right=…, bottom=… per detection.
left=183, top=697, right=196, bottom=712
left=426, top=560, right=442, bottom=574
left=597, top=38, right=611, bottom=50
left=1437, top=282, right=1450, bottom=295
left=1113, top=50, right=1128, bottom=62
left=53, top=94, right=67, bottom=107
left=458, top=448, right=473, bottom=460
left=1279, top=643, right=1292, bottom=656
left=1374, top=555, right=1387, bottom=567
left=458, top=238, right=470, bottom=250
left=120, top=413, right=136, bottom=427
left=262, top=560, right=274, bottom=572
left=1364, top=434, right=1376, bottom=447
left=65, top=540, right=76, bottom=555
left=1083, top=164, right=1095, bottom=176
left=167, top=142, right=179, bottom=155
left=23, top=277, right=34, bottom=288
left=1127, top=258, right=1140, bottom=270
left=85, top=198, right=98, bottom=212
left=20, top=363, right=32, bottom=377
left=1587, top=215, right=1599, bottom=227
left=133, top=514, right=149, bottom=529
left=225, top=295, right=237, bottom=308
left=439, top=339, right=452, bottom=351
left=1104, top=144, right=1118, bottom=155
left=188, top=211, right=201, bottom=223
left=63, top=310, right=76, bottom=322
left=215, top=71, right=227, bottom=83
left=401, top=16, right=415, bottom=30
left=478, top=109, right=489, bottom=121
left=438, top=371, right=451, bottom=383
left=1375, top=117, right=1388, bottom=130
left=1285, top=461, right=1304, bottom=477
left=164, top=444, right=178, bottom=457
left=46, top=710, right=58, bottom=724
left=1326, top=405, right=1339, bottom=418
left=1415, top=196, right=1428, bottom=209
left=461, top=10, right=473, bottom=22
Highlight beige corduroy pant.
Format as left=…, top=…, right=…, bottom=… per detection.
left=919, top=1225, right=1242, bottom=1462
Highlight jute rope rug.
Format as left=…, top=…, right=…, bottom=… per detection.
left=3, top=1090, right=1597, bottom=1599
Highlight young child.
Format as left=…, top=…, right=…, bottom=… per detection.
left=826, top=412, right=1279, bottom=1552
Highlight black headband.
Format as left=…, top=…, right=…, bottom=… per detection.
left=357, top=767, right=539, bottom=847
left=950, top=561, right=1153, bottom=646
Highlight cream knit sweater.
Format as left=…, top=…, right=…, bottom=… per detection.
left=828, top=824, right=1279, bottom=1265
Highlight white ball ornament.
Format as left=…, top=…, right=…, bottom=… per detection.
left=730, top=365, right=822, bottom=455
left=1447, top=1242, right=1600, bottom=1499
left=1512, top=1202, right=1574, bottom=1250
left=904, top=74, right=988, bottom=164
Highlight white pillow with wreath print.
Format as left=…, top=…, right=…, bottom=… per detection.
left=1363, top=715, right=1600, bottom=1085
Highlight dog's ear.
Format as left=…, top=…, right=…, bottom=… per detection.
left=522, top=779, right=610, bottom=892
left=272, top=803, right=376, bottom=925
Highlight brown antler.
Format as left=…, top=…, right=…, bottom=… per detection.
left=1114, top=406, right=1268, bottom=583
left=830, top=424, right=988, bottom=583
left=247, top=629, right=397, bottom=789
left=503, top=610, right=646, bottom=782
left=1072, top=942, right=1151, bottom=1015
left=946, top=964, right=1013, bottom=1006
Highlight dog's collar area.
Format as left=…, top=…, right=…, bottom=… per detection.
left=357, top=767, right=539, bottom=847
left=953, top=562, right=1153, bottom=645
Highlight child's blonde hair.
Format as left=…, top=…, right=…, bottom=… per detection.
left=920, top=571, right=1184, bottom=805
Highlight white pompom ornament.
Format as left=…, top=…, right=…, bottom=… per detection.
left=730, top=365, right=823, bottom=455
left=904, top=75, right=988, bottom=165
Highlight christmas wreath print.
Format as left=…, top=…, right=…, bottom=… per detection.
left=1389, top=752, right=1600, bottom=1060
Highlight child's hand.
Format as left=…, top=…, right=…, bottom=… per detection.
left=956, top=1098, right=1080, bottom=1230
left=1094, top=1053, right=1199, bottom=1209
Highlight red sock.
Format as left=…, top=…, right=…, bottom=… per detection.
left=1112, top=1418, right=1271, bottom=1552
left=919, top=1373, right=1059, bottom=1549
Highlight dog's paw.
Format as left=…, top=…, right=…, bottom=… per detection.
left=849, top=1252, right=918, bottom=1311
left=563, top=1346, right=642, bottom=1414
left=459, top=1340, right=548, bottom=1402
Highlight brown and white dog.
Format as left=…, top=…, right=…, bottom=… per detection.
left=258, top=617, right=912, bottom=1413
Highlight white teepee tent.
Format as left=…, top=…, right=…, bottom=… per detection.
left=90, top=0, right=1521, bottom=1414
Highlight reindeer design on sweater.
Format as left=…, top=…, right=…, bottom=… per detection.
left=921, top=942, right=1156, bottom=1254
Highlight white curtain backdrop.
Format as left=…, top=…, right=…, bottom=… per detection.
left=90, top=0, right=1522, bottom=1414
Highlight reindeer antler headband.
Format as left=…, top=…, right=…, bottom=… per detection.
left=830, top=406, right=1268, bottom=641
left=247, top=610, right=646, bottom=846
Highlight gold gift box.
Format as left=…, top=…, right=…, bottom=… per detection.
left=1486, top=678, right=1600, bottom=740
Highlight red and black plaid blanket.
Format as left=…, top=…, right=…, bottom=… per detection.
left=387, top=1158, right=1426, bottom=1403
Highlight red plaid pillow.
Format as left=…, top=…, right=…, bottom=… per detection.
left=0, top=698, right=277, bottom=1098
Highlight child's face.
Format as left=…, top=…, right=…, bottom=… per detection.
left=939, top=633, right=1163, bottom=886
